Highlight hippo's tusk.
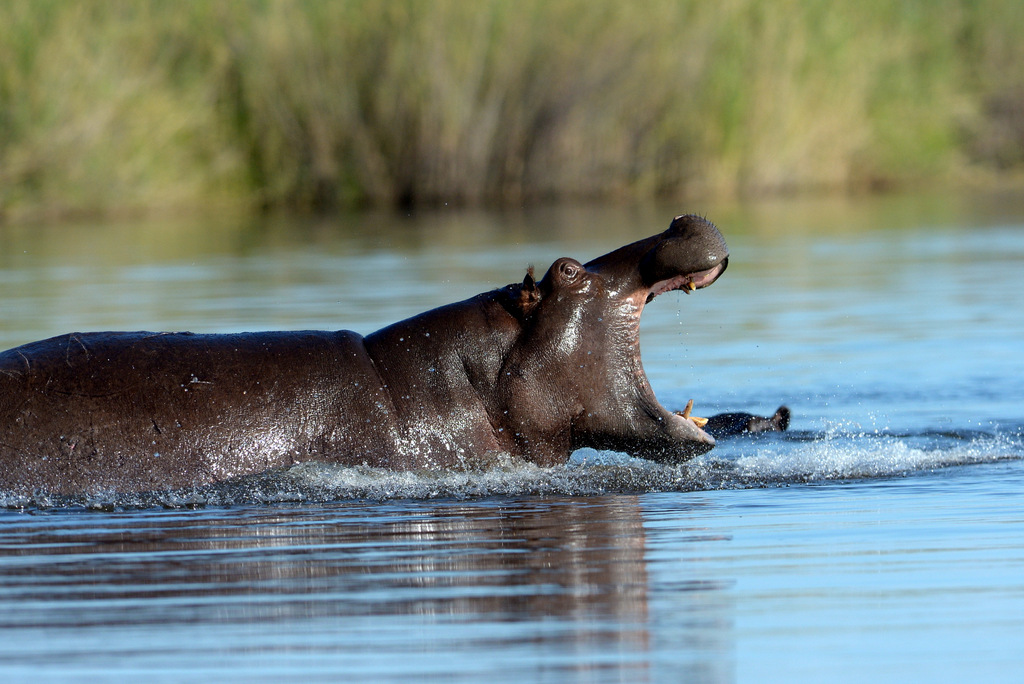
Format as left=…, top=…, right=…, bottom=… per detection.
left=681, top=398, right=693, bottom=418
left=676, top=399, right=709, bottom=428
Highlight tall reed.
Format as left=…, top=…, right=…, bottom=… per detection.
left=1, top=0, right=1022, bottom=219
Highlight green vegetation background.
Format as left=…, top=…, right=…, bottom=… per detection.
left=2, top=0, right=1023, bottom=220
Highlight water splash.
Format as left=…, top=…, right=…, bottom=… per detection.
left=2, top=427, right=1020, bottom=510
left=724, top=429, right=1020, bottom=482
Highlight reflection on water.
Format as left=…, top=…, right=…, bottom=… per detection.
left=0, top=498, right=734, bottom=682
left=2, top=191, right=1024, bottom=681
left=0, top=499, right=650, bottom=625
left=2, top=472, right=1022, bottom=683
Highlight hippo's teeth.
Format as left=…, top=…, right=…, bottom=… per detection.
left=686, top=281, right=696, bottom=292
left=677, top=398, right=708, bottom=427
left=681, top=398, right=694, bottom=418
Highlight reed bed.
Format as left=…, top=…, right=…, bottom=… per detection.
left=1, top=0, right=1022, bottom=219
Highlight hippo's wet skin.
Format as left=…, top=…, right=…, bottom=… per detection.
left=0, top=215, right=729, bottom=495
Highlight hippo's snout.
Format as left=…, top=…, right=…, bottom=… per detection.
left=639, top=214, right=729, bottom=289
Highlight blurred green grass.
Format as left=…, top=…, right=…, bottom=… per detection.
left=1, top=0, right=1023, bottom=220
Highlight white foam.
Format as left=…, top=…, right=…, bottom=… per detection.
left=724, top=430, right=1019, bottom=483
left=1, top=430, right=1020, bottom=509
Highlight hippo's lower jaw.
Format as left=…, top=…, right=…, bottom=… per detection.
left=665, top=410, right=717, bottom=452
left=578, top=401, right=716, bottom=465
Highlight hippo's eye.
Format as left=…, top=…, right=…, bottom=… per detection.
left=559, top=262, right=579, bottom=280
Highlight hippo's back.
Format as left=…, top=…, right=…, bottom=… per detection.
left=0, top=330, right=396, bottom=494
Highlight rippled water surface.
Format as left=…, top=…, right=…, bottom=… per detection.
left=1, top=194, right=1023, bottom=681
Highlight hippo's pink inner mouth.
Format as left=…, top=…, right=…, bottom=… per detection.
left=646, top=259, right=728, bottom=303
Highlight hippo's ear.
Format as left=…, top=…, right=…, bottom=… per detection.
left=517, top=266, right=542, bottom=314
left=523, top=266, right=537, bottom=291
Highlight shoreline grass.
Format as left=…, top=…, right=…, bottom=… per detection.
left=1, top=1, right=1023, bottom=221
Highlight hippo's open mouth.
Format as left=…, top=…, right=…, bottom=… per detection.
left=639, top=259, right=730, bottom=452
left=647, top=259, right=729, bottom=303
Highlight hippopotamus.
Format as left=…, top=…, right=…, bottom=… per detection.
left=0, top=214, right=729, bottom=495
left=704, top=406, right=791, bottom=438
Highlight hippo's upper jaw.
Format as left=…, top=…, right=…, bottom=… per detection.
left=647, top=257, right=728, bottom=301
left=588, top=213, right=729, bottom=307
left=506, top=214, right=729, bottom=465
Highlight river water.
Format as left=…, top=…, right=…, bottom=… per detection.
left=1, top=193, right=1023, bottom=682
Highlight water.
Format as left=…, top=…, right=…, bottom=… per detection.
left=1, top=193, right=1023, bottom=681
